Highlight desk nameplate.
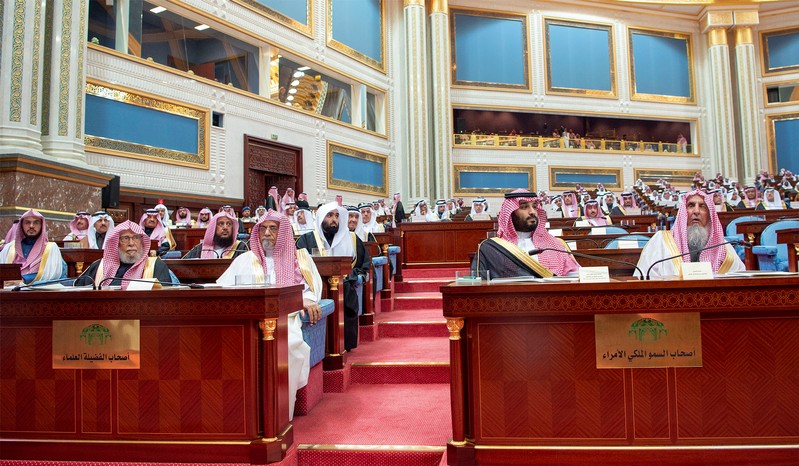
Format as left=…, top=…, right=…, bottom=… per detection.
left=53, top=320, right=140, bottom=369
left=595, top=312, right=702, bottom=368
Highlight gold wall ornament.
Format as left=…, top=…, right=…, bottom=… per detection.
left=29, top=0, right=42, bottom=126
left=447, top=318, right=464, bottom=340
left=735, top=27, right=754, bottom=46
left=260, top=318, right=277, bottom=341
left=328, top=275, right=340, bottom=291
left=452, top=164, right=536, bottom=196
left=405, top=0, right=425, bottom=6
left=628, top=27, right=696, bottom=104
left=232, top=0, right=313, bottom=37
left=633, top=168, right=697, bottom=187
left=75, top=0, right=87, bottom=139
left=58, top=0, right=74, bottom=136
left=765, top=112, right=799, bottom=174
left=734, top=10, right=759, bottom=27
left=549, top=166, right=622, bottom=191
left=427, top=0, right=447, bottom=13
left=760, top=26, right=799, bottom=75
left=327, top=0, right=386, bottom=72
left=9, top=0, right=25, bottom=122
left=708, top=28, right=728, bottom=47
left=326, top=141, right=389, bottom=196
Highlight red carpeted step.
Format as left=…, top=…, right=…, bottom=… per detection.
left=394, top=279, right=450, bottom=293
left=351, top=363, right=449, bottom=384
left=376, top=308, right=444, bottom=322
left=347, top=336, right=448, bottom=364
left=394, top=292, right=443, bottom=310
left=401, top=268, right=468, bottom=280
left=379, top=321, right=448, bottom=338
left=297, top=446, right=443, bottom=466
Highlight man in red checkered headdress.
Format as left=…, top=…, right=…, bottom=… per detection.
left=182, top=211, right=248, bottom=259
left=636, top=189, right=744, bottom=278
left=216, top=210, right=323, bottom=420
left=1, top=209, right=67, bottom=284
left=472, top=190, right=580, bottom=278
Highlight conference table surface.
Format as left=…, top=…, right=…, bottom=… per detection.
left=441, top=275, right=799, bottom=465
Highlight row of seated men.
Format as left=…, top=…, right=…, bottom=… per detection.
left=0, top=203, right=374, bottom=419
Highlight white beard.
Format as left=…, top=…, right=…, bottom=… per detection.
left=687, top=225, right=710, bottom=260
left=261, top=239, right=275, bottom=254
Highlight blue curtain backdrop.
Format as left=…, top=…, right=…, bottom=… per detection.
left=331, top=0, right=382, bottom=63
left=332, top=152, right=384, bottom=188
left=459, top=172, right=529, bottom=189
left=631, top=33, right=691, bottom=97
left=85, top=95, right=199, bottom=154
left=775, top=119, right=799, bottom=171
left=256, top=0, right=308, bottom=25
left=548, top=23, right=612, bottom=91
left=454, top=14, right=526, bottom=86
left=767, top=31, right=799, bottom=69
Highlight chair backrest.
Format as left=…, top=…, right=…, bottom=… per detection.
left=604, top=234, right=650, bottom=249
left=602, top=226, right=628, bottom=235
left=760, top=220, right=799, bottom=247
left=725, top=215, right=765, bottom=238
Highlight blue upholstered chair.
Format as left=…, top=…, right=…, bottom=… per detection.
left=299, top=298, right=335, bottom=367
left=752, top=220, right=799, bottom=272
left=604, top=235, right=650, bottom=249
left=387, top=245, right=401, bottom=276
left=371, top=255, right=387, bottom=298
left=591, top=226, right=628, bottom=235
left=724, top=215, right=765, bottom=261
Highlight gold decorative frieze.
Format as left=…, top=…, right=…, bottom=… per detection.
left=29, top=0, right=41, bottom=126
left=405, top=0, right=424, bottom=6
left=75, top=0, right=87, bottom=139
left=58, top=0, right=73, bottom=136
left=9, top=0, right=25, bottom=123
left=633, top=168, right=697, bottom=188
left=233, top=0, right=313, bottom=38
left=734, top=11, right=758, bottom=26
left=703, top=11, right=733, bottom=30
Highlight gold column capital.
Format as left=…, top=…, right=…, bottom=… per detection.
left=708, top=28, right=728, bottom=47
left=447, top=318, right=464, bottom=340
left=404, top=0, right=425, bottom=7
left=427, top=0, right=447, bottom=14
left=328, top=275, right=340, bottom=291
left=733, top=10, right=759, bottom=27
left=702, top=11, right=733, bottom=32
left=260, top=318, right=277, bottom=341
left=735, top=26, right=753, bottom=46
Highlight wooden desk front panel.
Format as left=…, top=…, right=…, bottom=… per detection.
left=401, top=221, right=493, bottom=267
left=0, top=323, right=256, bottom=439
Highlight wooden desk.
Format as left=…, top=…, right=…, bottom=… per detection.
left=442, top=277, right=799, bottom=465
left=169, top=227, right=207, bottom=251
left=400, top=221, right=494, bottom=268
left=311, top=256, right=352, bottom=371
left=60, top=248, right=104, bottom=276
left=0, top=263, right=21, bottom=287
left=717, top=208, right=797, bottom=230
left=569, top=248, right=643, bottom=276
left=163, top=258, right=233, bottom=283
left=776, top=228, right=799, bottom=272
left=0, top=286, right=303, bottom=464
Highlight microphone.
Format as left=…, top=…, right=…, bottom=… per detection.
left=12, top=276, right=96, bottom=291
left=528, top=247, right=644, bottom=279
left=644, top=239, right=749, bottom=280
left=97, top=276, right=201, bottom=290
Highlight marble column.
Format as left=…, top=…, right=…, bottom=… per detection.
left=705, top=26, right=738, bottom=179
left=732, top=12, right=761, bottom=186
left=40, top=0, right=89, bottom=163
left=404, top=0, right=431, bottom=200
left=0, top=0, right=47, bottom=157
left=428, top=0, right=452, bottom=199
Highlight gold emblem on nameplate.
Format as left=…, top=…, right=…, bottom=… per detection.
left=53, top=320, right=140, bottom=369
left=595, top=313, right=702, bottom=368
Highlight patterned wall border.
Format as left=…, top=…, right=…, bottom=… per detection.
left=449, top=7, right=531, bottom=92
left=452, top=164, right=536, bottom=196
left=326, top=0, right=386, bottom=73
left=326, top=141, right=389, bottom=196
left=232, top=0, right=313, bottom=37
left=766, top=111, right=799, bottom=175
left=549, top=166, right=622, bottom=191
left=628, top=27, right=696, bottom=105
left=84, top=80, right=210, bottom=169
left=633, top=168, right=697, bottom=188
left=760, top=26, right=799, bottom=76
left=543, top=17, right=617, bottom=99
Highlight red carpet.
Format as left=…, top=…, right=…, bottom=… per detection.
left=400, top=268, right=468, bottom=279
left=347, top=336, right=448, bottom=364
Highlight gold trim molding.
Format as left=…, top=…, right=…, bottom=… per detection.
left=549, top=166, right=622, bottom=191
left=760, top=26, right=799, bottom=76
left=708, top=28, right=728, bottom=47
left=633, top=168, right=697, bottom=187
left=405, top=0, right=424, bottom=6
left=326, top=0, right=386, bottom=73
left=765, top=112, right=799, bottom=175
left=453, top=164, right=536, bottom=196
left=232, top=0, right=313, bottom=38
left=735, top=27, right=753, bottom=46
left=428, top=0, right=447, bottom=13
left=628, top=27, right=696, bottom=105
left=327, top=141, right=389, bottom=197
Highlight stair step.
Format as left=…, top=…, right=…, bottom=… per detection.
left=348, top=336, right=448, bottom=364
left=298, top=445, right=444, bottom=466
left=395, top=279, right=449, bottom=293
left=351, top=362, right=449, bottom=384
left=379, top=321, right=448, bottom=338
left=394, top=292, right=443, bottom=310
left=401, top=268, right=468, bottom=280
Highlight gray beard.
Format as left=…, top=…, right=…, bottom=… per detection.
left=119, top=250, right=142, bottom=265
left=686, top=225, right=710, bottom=262
left=261, top=239, right=274, bottom=255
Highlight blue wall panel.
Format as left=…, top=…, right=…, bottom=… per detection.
left=332, top=152, right=384, bottom=188
left=767, top=31, right=799, bottom=69
left=632, top=33, right=690, bottom=97
left=775, top=119, right=799, bottom=172
left=548, top=24, right=611, bottom=91
left=85, top=95, right=199, bottom=154
left=256, top=0, right=308, bottom=25
left=331, top=0, right=382, bottom=63
left=454, top=14, right=526, bottom=86
left=459, top=172, right=529, bottom=189
left=556, top=173, right=618, bottom=184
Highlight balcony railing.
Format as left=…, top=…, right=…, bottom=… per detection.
left=453, top=133, right=693, bottom=154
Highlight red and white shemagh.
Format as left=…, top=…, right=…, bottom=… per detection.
left=249, top=210, right=303, bottom=286
left=496, top=190, right=580, bottom=276
left=12, top=209, right=49, bottom=275
left=281, top=189, right=295, bottom=207
left=100, top=220, right=152, bottom=290
left=200, top=211, right=238, bottom=259
left=69, top=213, right=91, bottom=238
left=268, top=187, right=282, bottom=213
left=139, top=212, right=167, bottom=243
left=670, top=189, right=727, bottom=271
left=4, top=222, right=19, bottom=245
left=561, top=192, right=580, bottom=217
left=174, top=208, right=193, bottom=226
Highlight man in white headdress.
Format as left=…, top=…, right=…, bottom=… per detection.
left=1, top=209, right=67, bottom=285
left=434, top=199, right=451, bottom=221
left=756, top=188, right=787, bottom=210
left=87, top=211, right=115, bottom=249
left=446, top=199, right=460, bottom=217
left=346, top=206, right=368, bottom=242
left=601, top=193, right=625, bottom=217
left=217, top=210, right=323, bottom=419
left=295, top=202, right=370, bottom=351
left=411, top=200, right=438, bottom=222
left=726, top=189, right=744, bottom=210
left=360, top=202, right=385, bottom=238
left=64, top=212, right=91, bottom=243
left=292, top=200, right=315, bottom=234
left=153, top=203, right=172, bottom=228
left=465, top=198, right=491, bottom=221
left=579, top=199, right=611, bottom=226
left=255, top=205, right=267, bottom=219
left=391, top=193, right=406, bottom=226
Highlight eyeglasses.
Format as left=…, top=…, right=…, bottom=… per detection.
left=259, top=225, right=279, bottom=234
left=119, top=235, right=143, bottom=243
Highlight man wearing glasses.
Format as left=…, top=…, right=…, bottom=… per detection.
left=75, top=221, right=176, bottom=289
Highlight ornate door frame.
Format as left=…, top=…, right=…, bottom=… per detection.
left=243, top=135, right=303, bottom=209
